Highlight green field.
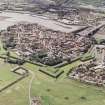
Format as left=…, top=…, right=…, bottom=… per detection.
left=0, top=58, right=105, bottom=105
left=0, top=59, right=20, bottom=89
left=24, top=62, right=105, bottom=105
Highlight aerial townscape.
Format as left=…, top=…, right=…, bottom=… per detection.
left=1, top=0, right=105, bottom=105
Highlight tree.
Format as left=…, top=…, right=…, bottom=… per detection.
left=5, top=51, right=10, bottom=63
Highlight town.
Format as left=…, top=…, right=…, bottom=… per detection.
left=0, top=0, right=105, bottom=105
left=0, top=23, right=93, bottom=66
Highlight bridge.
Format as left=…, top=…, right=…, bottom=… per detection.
left=76, top=22, right=105, bottom=37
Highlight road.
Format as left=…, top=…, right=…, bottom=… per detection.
left=28, top=70, right=35, bottom=105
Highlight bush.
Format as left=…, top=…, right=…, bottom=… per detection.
left=7, top=58, right=25, bottom=65
left=99, top=39, right=105, bottom=44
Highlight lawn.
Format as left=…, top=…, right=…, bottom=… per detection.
left=0, top=59, right=20, bottom=90
left=23, top=62, right=105, bottom=105
left=0, top=58, right=29, bottom=105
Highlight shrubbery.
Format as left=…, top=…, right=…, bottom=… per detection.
left=29, top=52, right=63, bottom=66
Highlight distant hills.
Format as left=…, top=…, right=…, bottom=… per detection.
left=54, top=0, right=105, bottom=7
left=0, top=0, right=54, bottom=5
left=0, top=0, right=105, bottom=8
left=29, top=0, right=55, bottom=5
left=54, top=0, right=105, bottom=8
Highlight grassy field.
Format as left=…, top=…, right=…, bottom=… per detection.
left=0, top=59, right=105, bottom=105
left=0, top=59, right=20, bottom=89
left=0, top=53, right=104, bottom=105
left=23, top=62, right=105, bottom=105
